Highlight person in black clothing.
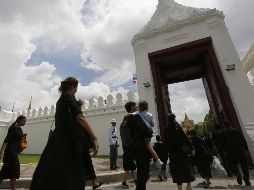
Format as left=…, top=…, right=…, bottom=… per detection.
left=221, top=120, right=251, bottom=186
left=83, top=153, right=103, bottom=190
left=212, top=124, right=232, bottom=177
left=153, top=135, right=168, bottom=181
left=30, top=77, right=99, bottom=190
left=78, top=100, right=102, bottom=190
left=186, top=129, right=213, bottom=188
left=164, top=113, right=195, bottom=190
left=0, top=115, right=27, bottom=190
left=120, top=101, right=137, bottom=188
left=126, top=103, right=153, bottom=190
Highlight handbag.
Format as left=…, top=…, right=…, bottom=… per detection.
left=20, top=134, right=28, bottom=150
left=210, top=156, right=227, bottom=176
left=47, top=118, right=55, bottom=144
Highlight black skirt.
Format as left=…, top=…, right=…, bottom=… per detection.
left=30, top=127, right=85, bottom=190
left=0, top=149, right=20, bottom=179
left=169, top=153, right=195, bottom=184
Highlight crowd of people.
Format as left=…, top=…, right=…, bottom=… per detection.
left=0, top=76, right=252, bottom=190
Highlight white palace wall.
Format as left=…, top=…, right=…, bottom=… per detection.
left=0, top=91, right=138, bottom=156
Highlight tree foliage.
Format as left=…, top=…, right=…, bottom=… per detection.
left=196, top=111, right=216, bottom=136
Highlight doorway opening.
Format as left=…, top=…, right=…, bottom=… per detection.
left=149, top=37, right=241, bottom=137
left=168, top=79, right=210, bottom=132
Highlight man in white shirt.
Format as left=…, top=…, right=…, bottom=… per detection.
left=109, top=118, right=119, bottom=170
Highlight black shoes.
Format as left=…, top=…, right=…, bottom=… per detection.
left=93, top=182, right=103, bottom=190
left=244, top=180, right=251, bottom=186
left=110, top=166, right=117, bottom=170
left=122, top=181, right=130, bottom=188
left=236, top=175, right=243, bottom=185
left=158, top=175, right=163, bottom=181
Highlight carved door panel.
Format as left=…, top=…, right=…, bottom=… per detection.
left=151, top=62, right=171, bottom=137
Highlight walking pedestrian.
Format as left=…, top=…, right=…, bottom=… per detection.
left=30, top=76, right=99, bottom=190
left=136, top=101, right=163, bottom=170
left=109, top=118, right=119, bottom=170
left=126, top=103, right=153, bottom=190
left=221, top=120, right=251, bottom=186
left=78, top=100, right=102, bottom=190
left=0, top=115, right=27, bottom=190
left=187, top=129, right=213, bottom=188
left=153, top=135, right=168, bottom=181
left=84, top=153, right=103, bottom=190
left=164, top=113, right=195, bottom=190
left=120, top=101, right=137, bottom=188
left=212, top=124, right=232, bottom=176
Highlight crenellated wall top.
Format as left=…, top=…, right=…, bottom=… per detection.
left=7, top=91, right=137, bottom=122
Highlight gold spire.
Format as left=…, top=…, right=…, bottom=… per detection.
left=27, top=96, right=32, bottom=111
left=184, top=112, right=189, bottom=121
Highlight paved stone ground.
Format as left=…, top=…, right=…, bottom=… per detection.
left=1, top=158, right=123, bottom=178
left=4, top=177, right=254, bottom=190
left=1, top=159, right=254, bottom=189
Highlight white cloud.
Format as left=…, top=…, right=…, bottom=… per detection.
left=0, top=0, right=253, bottom=122
left=168, top=79, right=210, bottom=123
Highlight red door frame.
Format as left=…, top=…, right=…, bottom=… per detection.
left=149, top=37, right=241, bottom=136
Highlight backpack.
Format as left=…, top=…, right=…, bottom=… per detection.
left=120, top=118, right=134, bottom=147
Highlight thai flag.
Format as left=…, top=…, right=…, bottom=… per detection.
left=133, top=74, right=138, bottom=84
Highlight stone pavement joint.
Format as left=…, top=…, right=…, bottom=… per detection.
left=0, top=158, right=254, bottom=189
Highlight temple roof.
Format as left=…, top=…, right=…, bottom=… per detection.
left=132, top=0, right=223, bottom=42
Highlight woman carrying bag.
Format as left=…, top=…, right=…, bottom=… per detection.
left=164, top=113, right=195, bottom=190
left=0, top=115, right=27, bottom=190
left=30, top=76, right=99, bottom=190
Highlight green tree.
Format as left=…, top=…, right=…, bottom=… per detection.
left=199, top=111, right=216, bottom=136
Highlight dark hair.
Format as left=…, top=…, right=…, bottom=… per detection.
left=223, top=120, right=231, bottom=128
left=186, top=129, right=197, bottom=136
left=156, top=135, right=161, bottom=141
left=58, top=77, right=79, bottom=93
left=125, top=101, right=136, bottom=112
left=11, top=115, right=26, bottom=127
left=167, top=113, right=176, bottom=122
left=139, top=101, right=148, bottom=111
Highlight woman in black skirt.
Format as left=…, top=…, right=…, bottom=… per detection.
left=164, top=113, right=195, bottom=190
left=0, top=115, right=27, bottom=190
left=187, top=129, right=213, bottom=188
left=30, top=76, right=99, bottom=190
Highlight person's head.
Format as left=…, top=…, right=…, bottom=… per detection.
left=58, top=77, right=79, bottom=94
left=214, top=123, right=220, bottom=130
left=156, top=135, right=161, bottom=142
left=125, top=101, right=137, bottom=113
left=15, top=115, right=26, bottom=127
left=138, top=101, right=148, bottom=112
left=167, top=113, right=176, bottom=123
left=186, top=129, right=197, bottom=137
left=111, top=118, right=116, bottom=127
left=223, top=120, right=231, bottom=129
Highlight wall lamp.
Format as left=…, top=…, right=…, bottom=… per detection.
left=226, top=64, right=235, bottom=71
left=143, top=82, right=151, bottom=87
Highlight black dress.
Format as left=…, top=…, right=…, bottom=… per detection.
left=0, top=124, right=23, bottom=179
left=192, top=136, right=213, bottom=179
left=164, top=122, right=195, bottom=184
left=153, top=142, right=168, bottom=164
left=30, top=92, right=86, bottom=190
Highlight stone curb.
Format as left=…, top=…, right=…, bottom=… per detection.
left=0, top=171, right=125, bottom=189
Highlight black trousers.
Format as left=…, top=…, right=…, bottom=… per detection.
left=227, top=149, right=249, bottom=182
left=133, top=149, right=150, bottom=190
left=83, top=153, right=96, bottom=181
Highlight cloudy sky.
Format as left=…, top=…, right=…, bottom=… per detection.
left=0, top=0, right=253, bottom=123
